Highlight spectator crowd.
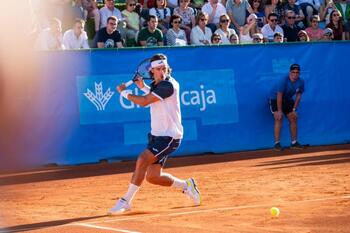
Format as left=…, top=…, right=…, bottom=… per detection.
left=30, top=0, right=350, bottom=49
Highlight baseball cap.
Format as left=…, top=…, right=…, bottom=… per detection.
left=323, top=28, right=333, bottom=36
left=290, top=64, right=300, bottom=71
left=252, top=33, right=263, bottom=40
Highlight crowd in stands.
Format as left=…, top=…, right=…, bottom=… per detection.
left=30, top=0, right=350, bottom=50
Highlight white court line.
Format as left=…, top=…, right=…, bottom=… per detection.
left=74, top=194, right=350, bottom=225
left=4, top=195, right=350, bottom=233
left=77, top=223, right=140, bottom=233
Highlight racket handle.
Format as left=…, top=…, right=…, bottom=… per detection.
left=125, top=80, right=133, bottom=87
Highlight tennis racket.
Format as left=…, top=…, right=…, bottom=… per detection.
left=125, top=58, right=153, bottom=87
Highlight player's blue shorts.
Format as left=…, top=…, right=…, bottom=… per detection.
left=147, top=133, right=181, bottom=167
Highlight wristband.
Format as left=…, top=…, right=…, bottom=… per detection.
left=141, top=86, right=150, bottom=93
left=120, top=90, right=132, bottom=100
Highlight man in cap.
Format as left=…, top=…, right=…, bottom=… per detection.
left=322, top=27, right=334, bottom=41
left=269, top=64, right=305, bottom=151
left=252, top=33, right=264, bottom=43
left=109, top=54, right=201, bottom=214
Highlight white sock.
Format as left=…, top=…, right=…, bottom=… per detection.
left=275, top=141, right=280, bottom=144
left=171, top=177, right=187, bottom=190
left=292, top=140, right=297, bottom=144
left=123, top=183, right=140, bottom=204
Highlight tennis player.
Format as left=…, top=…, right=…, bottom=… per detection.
left=109, top=54, right=201, bottom=214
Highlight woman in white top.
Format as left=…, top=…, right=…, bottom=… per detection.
left=149, top=0, right=171, bottom=34
left=190, top=12, right=212, bottom=45
left=214, top=14, right=237, bottom=44
left=240, top=13, right=259, bottom=43
left=166, top=14, right=188, bottom=45
left=63, top=19, right=89, bottom=49
left=173, top=0, right=196, bottom=41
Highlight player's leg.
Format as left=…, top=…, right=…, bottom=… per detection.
left=146, top=163, right=180, bottom=186
left=131, top=149, right=158, bottom=186
left=270, top=99, right=283, bottom=150
left=287, top=111, right=297, bottom=142
left=286, top=100, right=303, bottom=149
left=108, top=149, right=157, bottom=214
left=146, top=136, right=201, bottom=205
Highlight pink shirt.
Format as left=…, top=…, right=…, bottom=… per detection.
left=305, top=27, right=323, bottom=41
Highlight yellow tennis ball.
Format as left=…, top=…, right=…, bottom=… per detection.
left=270, top=207, right=280, bottom=217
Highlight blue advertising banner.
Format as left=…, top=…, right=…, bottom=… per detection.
left=2, top=42, right=350, bottom=167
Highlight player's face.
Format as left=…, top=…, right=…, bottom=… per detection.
left=152, top=65, right=168, bottom=80
left=289, top=70, right=300, bottom=82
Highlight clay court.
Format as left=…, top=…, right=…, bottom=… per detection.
left=1, top=144, right=350, bottom=233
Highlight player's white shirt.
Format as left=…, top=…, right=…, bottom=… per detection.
left=143, top=76, right=183, bottom=139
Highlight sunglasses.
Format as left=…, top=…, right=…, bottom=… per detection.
left=200, top=18, right=208, bottom=21
left=173, top=20, right=181, bottom=24
left=270, top=19, right=277, bottom=22
left=220, top=19, right=229, bottom=23
left=311, top=20, right=319, bottom=23
left=253, top=38, right=262, bottom=41
left=333, top=14, right=340, bottom=17
left=287, top=16, right=296, bottom=19
left=213, top=37, right=221, bottom=41
left=128, top=3, right=136, bottom=6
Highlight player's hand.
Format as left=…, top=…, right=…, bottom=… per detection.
left=134, top=75, right=145, bottom=89
left=291, top=110, right=298, bottom=118
left=274, top=111, right=283, bottom=120
left=116, top=83, right=126, bottom=93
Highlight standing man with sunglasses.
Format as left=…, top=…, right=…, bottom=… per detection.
left=282, top=10, right=301, bottom=42
left=261, top=13, right=284, bottom=42
left=269, top=64, right=305, bottom=151
left=110, top=54, right=201, bottom=214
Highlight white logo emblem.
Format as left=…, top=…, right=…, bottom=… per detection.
left=84, top=82, right=114, bottom=111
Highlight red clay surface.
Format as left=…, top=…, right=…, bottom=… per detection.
left=1, top=144, right=350, bottom=233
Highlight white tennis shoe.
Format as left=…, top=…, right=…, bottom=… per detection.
left=108, top=198, right=131, bottom=215
left=183, top=178, right=201, bottom=206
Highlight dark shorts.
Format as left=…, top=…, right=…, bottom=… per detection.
left=147, top=133, right=181, bottom=167
left=269, top=99, right=295, bottom=115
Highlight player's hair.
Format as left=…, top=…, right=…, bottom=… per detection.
left=149, top=54, right=172, bottom=76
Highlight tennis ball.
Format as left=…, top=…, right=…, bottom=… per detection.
left=270, top=207, right=280, bottom=217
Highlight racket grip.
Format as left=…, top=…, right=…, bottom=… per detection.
left=125, top=80, right=133, bottom=87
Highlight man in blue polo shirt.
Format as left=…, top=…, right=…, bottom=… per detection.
left=269, top=64, right=305, bottom=151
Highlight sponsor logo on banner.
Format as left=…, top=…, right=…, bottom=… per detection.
left=84, top=82, right=114, bottom=111
left=77, top=70, right=238, bottom=125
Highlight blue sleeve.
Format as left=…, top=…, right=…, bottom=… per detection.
left=276, top=78, right=287, bottom=93
left=296, top=79, right=305, bottom=94
left=152, top=81, right=174, bottom=100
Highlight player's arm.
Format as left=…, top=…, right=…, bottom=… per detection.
left=274, top=92, right=283, bottom=120
left=117, top=83, right=159, bottom=107
left=276, top=92, right=283, bottom=112
left=293, top=92, right=302, bottom=111
left=127, top=93, right=160, bottom=107
left=134, top=77, right=150, bottom=93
